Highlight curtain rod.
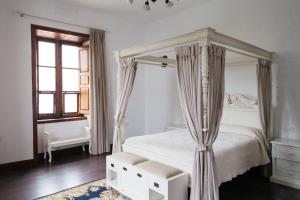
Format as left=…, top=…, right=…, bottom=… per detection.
left=134, top=42, right=263, bottom=60
left=134, top=41, right=199, bottom=59
left=15, top=10, right=108, bottom=32
left=119, top=28, right=272, bottom=60
left=210, top=41, right=268, bottom=60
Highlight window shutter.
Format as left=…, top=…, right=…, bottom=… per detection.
left=79, top=46, right=90, bottom=115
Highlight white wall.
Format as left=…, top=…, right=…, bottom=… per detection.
left=225, top=64, right=257, bottom=98
left=125, top=65, right=146, bottom=138
left=143, top=0, right=300, bottom=140
left=2, top=0, right=300, bottom=164
left=0, top=0, right=144, bottom=164
left=144, top=65, right=184, bottom=134
left=144, top=61, right=258, bottom=134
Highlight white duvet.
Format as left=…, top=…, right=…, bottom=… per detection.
left=123, top=124, right=270, bottom=186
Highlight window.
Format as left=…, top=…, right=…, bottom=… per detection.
left=32, top=25, right=90, bottom=122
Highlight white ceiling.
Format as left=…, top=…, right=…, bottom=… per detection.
left=52, top=0, right=210, bottom=24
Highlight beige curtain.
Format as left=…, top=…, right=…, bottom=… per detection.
left=257, top=59, right=272, bottom=176
left=204, top=45, right=226, bottom=200
left=90, top=29, right=110, bottom=154
left=257, top=59, right=272, bottom=144
left=112, top=57, right=137, bottom=153
left=176, top=44, right=225, bottom=200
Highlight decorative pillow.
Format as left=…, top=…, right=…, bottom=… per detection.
left=230, top=93, right=257, bottom=106
left=224, top=93, right=231, bottom=105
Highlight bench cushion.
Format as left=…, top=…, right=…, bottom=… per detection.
left=50, top=137, right=89, bottom=148
left=136, top=160, right=182, bottom=178
left=110, top=152, right=147, bottom=165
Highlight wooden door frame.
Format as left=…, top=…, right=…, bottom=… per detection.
left=31, top=25, right=38, bottom=162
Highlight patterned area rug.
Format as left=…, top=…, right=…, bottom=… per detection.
left=37, top=179, right=131, bottom=200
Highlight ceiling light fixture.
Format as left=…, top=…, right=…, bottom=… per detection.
left=128, top=0, right=177, bottom=11
left=144, top=0, right=151, bottom=11
left=165, top=0, right=174, bottom=8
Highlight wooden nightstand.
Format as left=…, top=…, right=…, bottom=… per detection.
left=271, top=138, right=300, bottom=189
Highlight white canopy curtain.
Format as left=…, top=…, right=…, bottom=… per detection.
left=90, top=29, right=110, bottom=154
left=112, top=57, right=138, bottom=153
left=176, top=44, right=225, bottom=200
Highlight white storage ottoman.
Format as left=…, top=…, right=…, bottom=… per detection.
left=106, top=152, right=188, bottom=200
left=135, top=160, right=188, bottom=200
left=106, top=152, right=147, bottom=197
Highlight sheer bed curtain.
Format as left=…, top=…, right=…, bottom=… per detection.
left=176, top=44, right=225, bottom=200
left=112, top=58, right=137, bottom=153
left=90, top=29, right=110, bottom=154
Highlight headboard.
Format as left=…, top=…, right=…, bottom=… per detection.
left=221, top=94, right=262, bottom=129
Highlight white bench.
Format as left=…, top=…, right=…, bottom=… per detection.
left=43, top=120, right=91, bottom=163
left=106, top=152, right=188, bottom=200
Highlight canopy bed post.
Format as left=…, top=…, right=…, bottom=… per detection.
left=201, top=43, right=209, bottom=132
left=175, top=41, right=225, bottom=200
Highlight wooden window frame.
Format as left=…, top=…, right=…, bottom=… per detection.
left=32, top=25, right=89, bottom=123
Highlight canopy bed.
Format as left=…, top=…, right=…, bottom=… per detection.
left=112, top=27, right=273, bottom=200
left=123, top=95, right=270, bottom=186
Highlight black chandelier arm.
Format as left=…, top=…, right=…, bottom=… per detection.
left=128, top=0, right=176, bottom=11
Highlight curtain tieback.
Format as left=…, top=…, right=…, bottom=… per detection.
left=196, top=144, right=211, bottom=152
left=114, top=122, right=121, bottom=129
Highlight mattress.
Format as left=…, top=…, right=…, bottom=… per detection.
left=123, top=124, right=270, bottom=186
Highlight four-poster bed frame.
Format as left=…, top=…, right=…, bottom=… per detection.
left=112, top=27, right=273, bottom=200
left=114, top=27, right=272, bottom=136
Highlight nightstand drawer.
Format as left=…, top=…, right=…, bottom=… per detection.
left=271, top=139, right=300, bottom=189
left=276, top=167, right=300, bottom=180
left=277, top=159, right=300, bottom=172
left=272, top=145, right=300, bottom=162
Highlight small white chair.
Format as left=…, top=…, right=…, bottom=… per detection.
left=43, top=120, right=91, bottom=163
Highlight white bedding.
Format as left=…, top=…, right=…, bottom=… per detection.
left=123, top=124, right=270, bottom=186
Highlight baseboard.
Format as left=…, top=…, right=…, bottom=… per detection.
left=1, top=144, right=111, bottom=171
left=271, top=176, right=300, bottom=189
left=0, top=159, right=35, bottom=172
left=38, top=145, right=90, bottom=160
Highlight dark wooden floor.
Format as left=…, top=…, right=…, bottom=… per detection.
left=0, top=149, right=299, bottom=200
left=219, top=169, right=300, bottom=200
